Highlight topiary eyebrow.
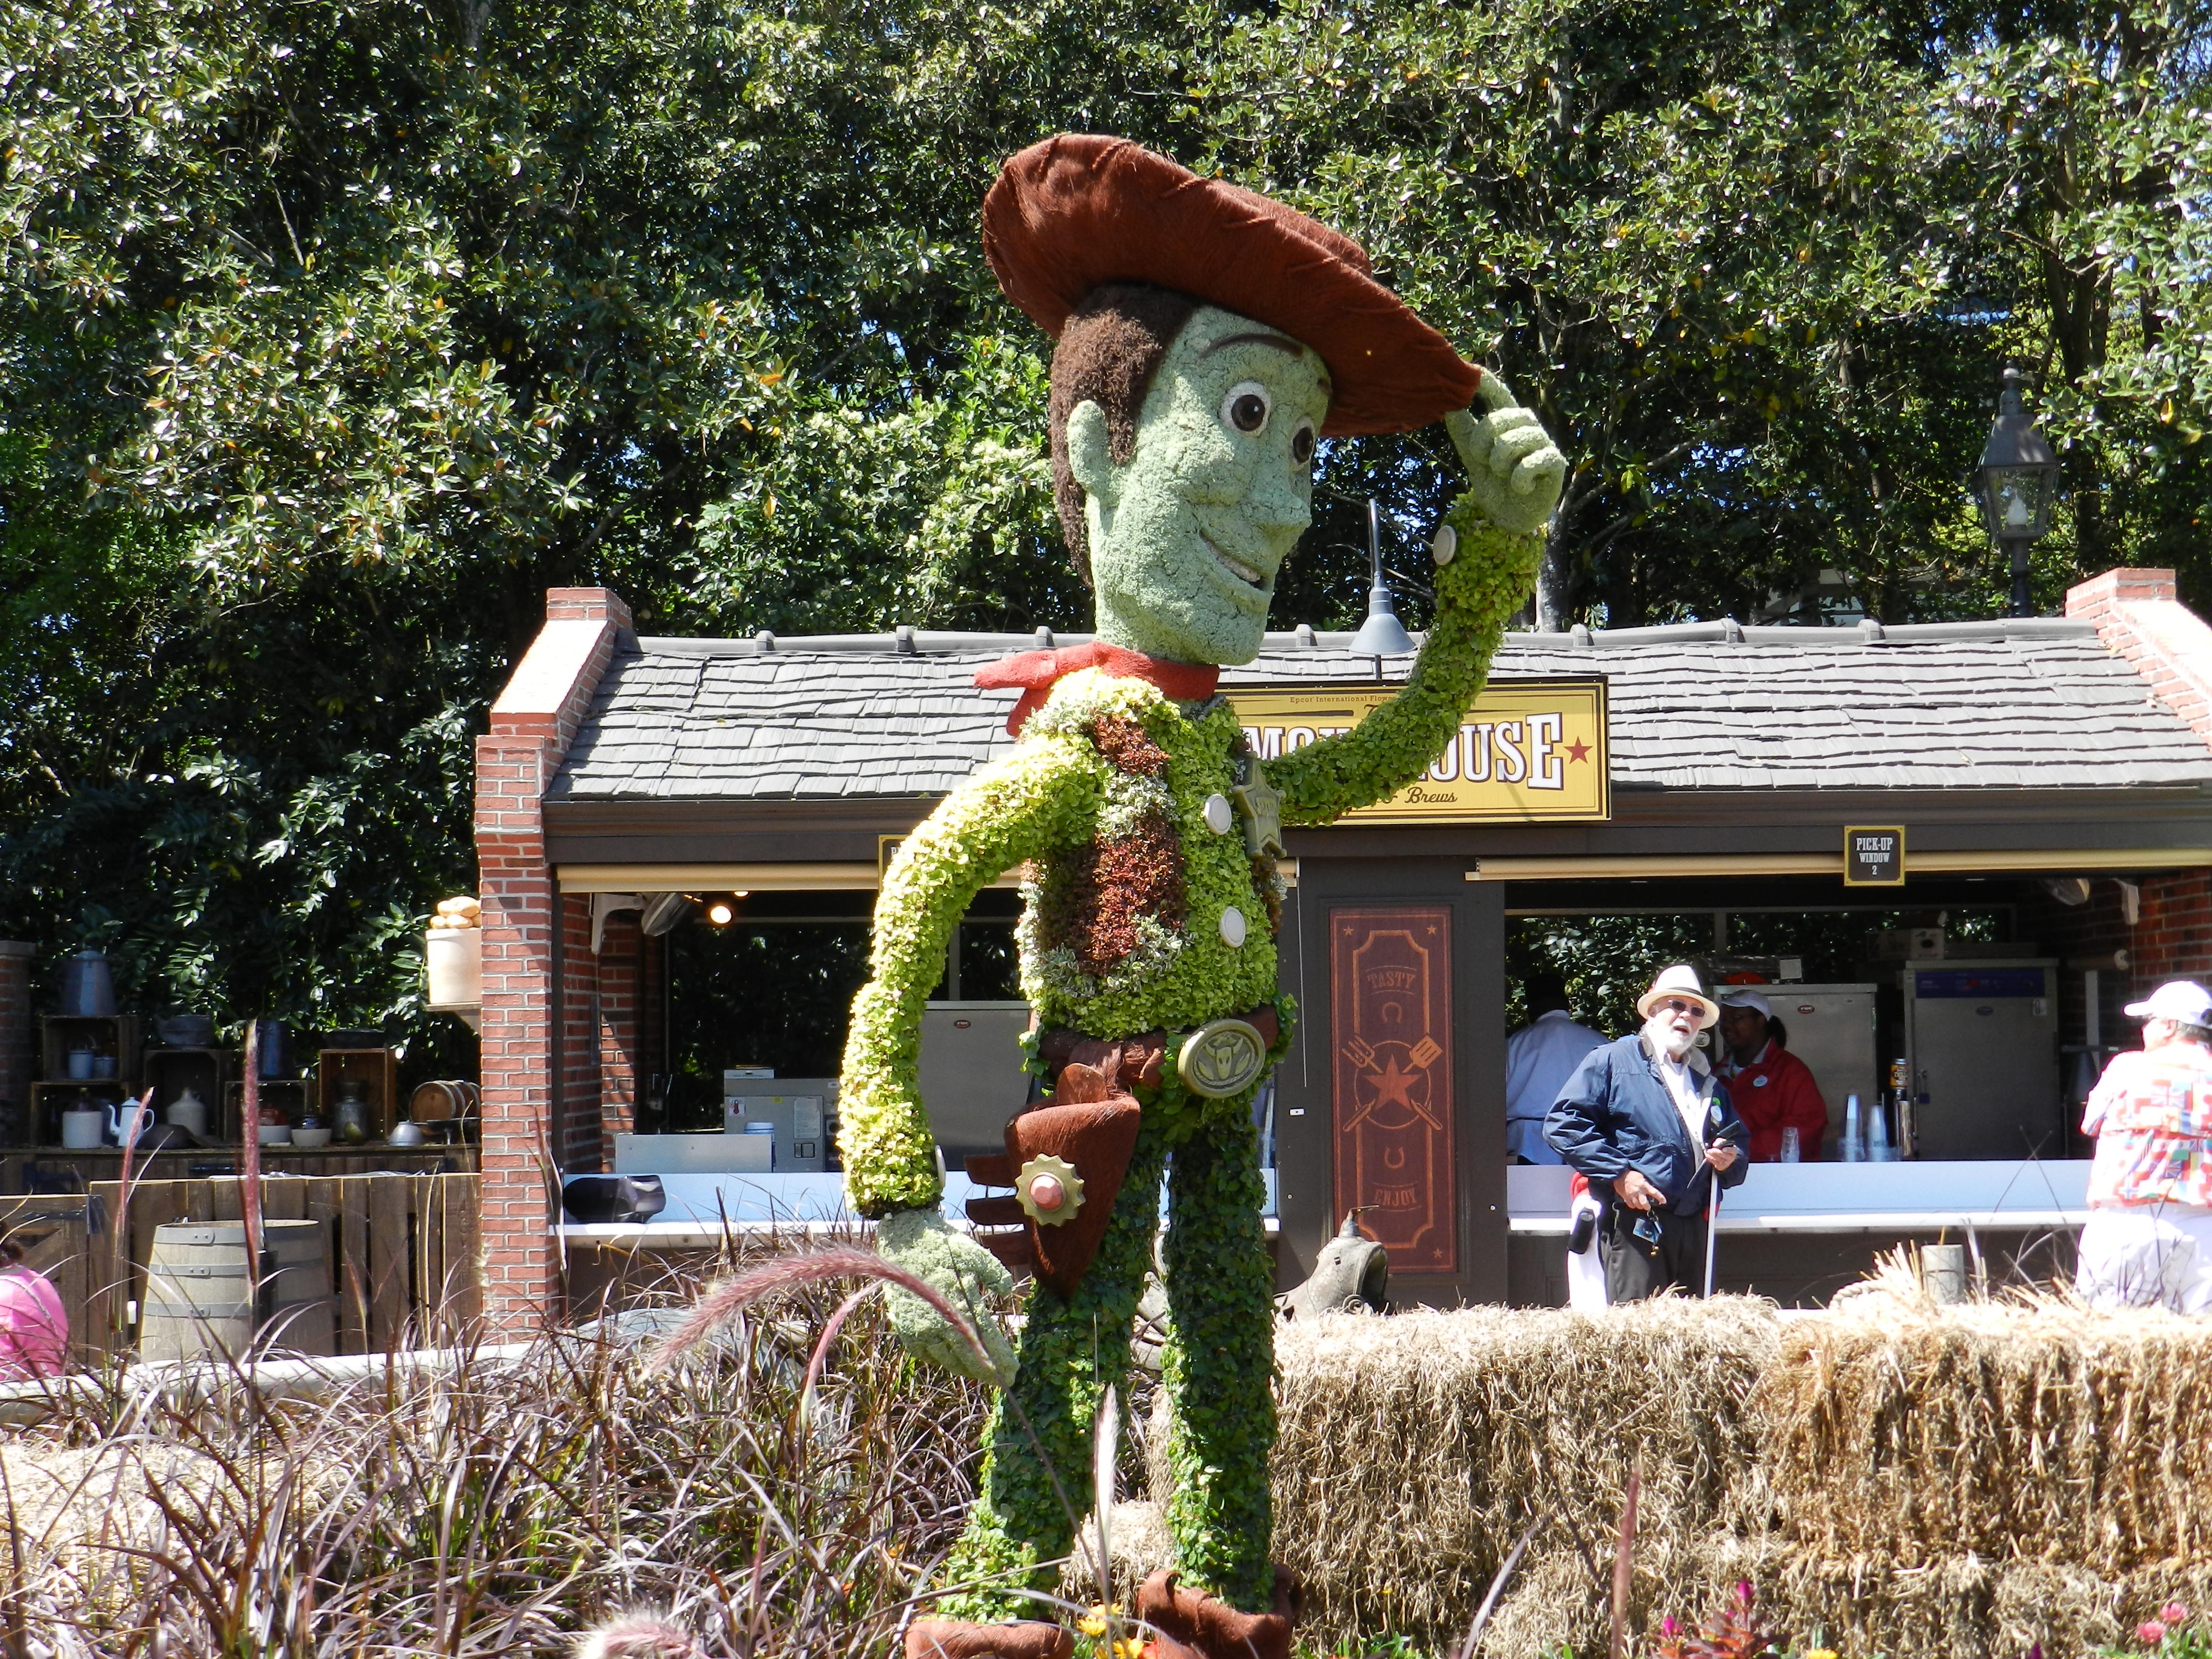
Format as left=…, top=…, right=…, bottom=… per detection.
left=1198, top=330, right=1303, bottom=357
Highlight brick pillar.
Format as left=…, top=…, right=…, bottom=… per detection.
left=597, top=910, right=643, bottom=1168
left=0, top=942, right=34, bottom=1139
left=2132, top=872, right=2212, bottom=990
left=476, top=587, right=632, bottom=1336
left=2065, top=568, right=2212, bottom=1003
left=559, top=894, right=606, bottom=1172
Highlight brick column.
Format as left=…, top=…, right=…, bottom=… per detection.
left=0, top=942, right=34, bottom=1141
left=558, top=893, right=605, bottom=1171
left=476, top=587, right=632, bottom=1336
left=596, top=910, right=644, bottom=1169
left=2133, top=872, right=2212, bottom=989
left=2066, top=569, right=2212, bottom=1000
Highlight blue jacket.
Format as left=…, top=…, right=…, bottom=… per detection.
left=1544, top=1033, right=1749, bottom=1216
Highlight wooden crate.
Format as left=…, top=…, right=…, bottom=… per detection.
left=317, top=1048, right=398, bottom=1138
left=224, top=1077, right=314, bottom=1136
left=142, top=1047, right=237, bottom=1134
left=39, top=1015, right=142, bottom=1086
left=24, top=1081, right=137, bottom=1148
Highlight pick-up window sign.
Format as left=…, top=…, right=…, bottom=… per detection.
left=1844, top=825, right=1906, bottom=886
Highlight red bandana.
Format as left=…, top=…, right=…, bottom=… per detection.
left=973, top=642, right=1222, bottom=736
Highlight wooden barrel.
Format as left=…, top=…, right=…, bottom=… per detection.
left=409, top=1079, right=473, bottom=1121
left=140, top=1218, right=335, bottom=1362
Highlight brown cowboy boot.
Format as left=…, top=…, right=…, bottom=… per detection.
left=904, top=1619, right=1073, bottom=1659
left=1134, top=1568, right=1301, bottom=1659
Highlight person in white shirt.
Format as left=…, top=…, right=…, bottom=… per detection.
left=1505, top=969, right=1607, bottom=1164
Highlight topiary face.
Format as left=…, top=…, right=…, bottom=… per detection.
left=1065, top=305, right=1329, bottom=666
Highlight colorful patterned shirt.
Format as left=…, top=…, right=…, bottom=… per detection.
left=2082, top=1041, right=2212, bottom=1209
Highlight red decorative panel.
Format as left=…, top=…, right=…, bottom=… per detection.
left=1329, top=906, right=1457, bottom=1272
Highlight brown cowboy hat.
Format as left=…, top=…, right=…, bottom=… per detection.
left=982, top=134, right=1483, bottom=437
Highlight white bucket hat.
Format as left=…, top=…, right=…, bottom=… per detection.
left=1637, top=964, right=1720, bottom=1029
left=2124, top=980, right=2212, bottom=1026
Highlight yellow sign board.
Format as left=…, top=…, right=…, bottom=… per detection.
left=1228, top=677, right=1609, bottom=823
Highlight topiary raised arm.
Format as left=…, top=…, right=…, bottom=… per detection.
left=1266, top=377, right=1558, bottom=824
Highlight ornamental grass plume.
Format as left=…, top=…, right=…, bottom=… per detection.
left=648, top=1245, right=1000, bottom=1379
left=0, top=1238, right=993, bottom=1654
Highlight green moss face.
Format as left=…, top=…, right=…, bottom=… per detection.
left=1068, top=305, right=1329, bottom=666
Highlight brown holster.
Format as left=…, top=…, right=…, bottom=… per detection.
left=964, top=1006, right=1280, bottom=1295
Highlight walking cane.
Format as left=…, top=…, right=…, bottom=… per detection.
left=1702, top=1166, right=1720, bottom=1298
left=1701, top=1102, right=1734, bottom=1300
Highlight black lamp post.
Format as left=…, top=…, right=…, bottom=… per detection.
left=1973, top=367, right=2060, bottom=618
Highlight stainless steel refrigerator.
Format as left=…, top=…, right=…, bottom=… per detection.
left=1901, top=961, right=2060, bottom=1160
left=1757, top=983, right=1878, bottom=1150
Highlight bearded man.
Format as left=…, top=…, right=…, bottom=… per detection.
left=1545, top=964, right=1747, bottom=1300
left=834, top=136, right=1567, bottom=1659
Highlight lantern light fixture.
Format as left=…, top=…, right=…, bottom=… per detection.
left=1973, top=367, right=2060, bottom=618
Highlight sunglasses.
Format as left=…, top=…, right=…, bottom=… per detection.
left=1657, top=998, right=1704, bottom=1016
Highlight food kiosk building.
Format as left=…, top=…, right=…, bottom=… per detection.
left=470, top=570, right=2212, bottom=1330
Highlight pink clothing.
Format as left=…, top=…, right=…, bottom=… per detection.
left=2083, top=1041, right=2212, bottom=1209
left=0, top=1266, right=68, bottom=1380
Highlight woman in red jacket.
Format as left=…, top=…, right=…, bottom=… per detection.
left=1714, top=989, right=1830, bottom=1161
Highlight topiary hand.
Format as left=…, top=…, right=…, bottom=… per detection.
left=875, top=1207, right=1019, bottom=1385
left=1443, top=373, right=1566, bottom=538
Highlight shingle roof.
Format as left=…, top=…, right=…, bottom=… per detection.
left=546, top=618, right=2212, bottom=801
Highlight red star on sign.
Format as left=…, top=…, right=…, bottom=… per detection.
left=1566, top=739, right=1593, bottom=763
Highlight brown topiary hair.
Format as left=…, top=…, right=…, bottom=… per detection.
left=1047, top=283, right=1199, bottom=585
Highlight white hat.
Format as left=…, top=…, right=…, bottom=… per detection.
left=1637, top=964, right=1720, bottom=1029
left=1718, top=988, right=1772, bottom=1018
left=2124, top=980, right=2212, bottom=1025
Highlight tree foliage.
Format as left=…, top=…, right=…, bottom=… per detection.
left=3, top=0, right=2208, bottom=1026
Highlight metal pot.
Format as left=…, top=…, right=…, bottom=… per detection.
left=388, top=1120, right=429, bottom=1149
left=155, top=1014, right=215, bottom=1048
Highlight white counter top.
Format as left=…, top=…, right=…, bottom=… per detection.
left=1506, top=1159, right=2091, bottom=1235
left=559, top=1169, right=1279, bottom=1246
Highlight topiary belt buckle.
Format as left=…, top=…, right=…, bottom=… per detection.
left=1177, top=1017, right=1268, bottom=1099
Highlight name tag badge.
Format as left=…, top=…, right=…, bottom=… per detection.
left=1752, top=1075, right=1770, bottom=1087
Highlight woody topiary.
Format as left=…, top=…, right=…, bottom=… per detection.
left=836, top=135, right=1567, bottom=1659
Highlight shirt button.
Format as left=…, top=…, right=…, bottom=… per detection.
left=1203, top=793, right=1234, bottom=834
left=1219, top=907, right=1248, bottom=948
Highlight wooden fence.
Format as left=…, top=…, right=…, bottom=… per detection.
left=0, top=1173, right=481, bottom=1364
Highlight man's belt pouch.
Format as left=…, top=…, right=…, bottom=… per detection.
left=966, top=1063, right=1141, bottom=1295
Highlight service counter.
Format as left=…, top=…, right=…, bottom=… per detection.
left=558, top=1168, right=1281, bottom=1249
left=1505, top=1159, right=2089, bottom=1306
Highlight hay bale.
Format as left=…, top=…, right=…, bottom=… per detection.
left=1108, top=1291, right=2212, bottom=1656
left=1763, top=1298, right=2212, bottom=1574
left=1265, top=1299, right=1781, bottom=1650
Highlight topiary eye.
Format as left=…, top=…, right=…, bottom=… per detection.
left=1222, top=382, right=1271, bottom=435
left=1291, top=422, right=1315, bottom=465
